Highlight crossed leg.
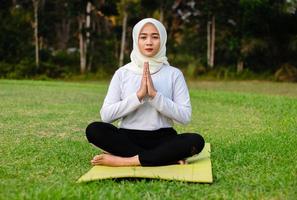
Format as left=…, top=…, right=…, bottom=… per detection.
left=86, top=122, right=204, bottom=166
left=90, top=153, right=187, bottom=166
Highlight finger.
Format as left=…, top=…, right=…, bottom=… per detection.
left=146, top=62, right=151, bottom=75
left=147, top=68, right=152, bottom=83
left=91, top=159, right=102, bottom=165
left=144, top=61, right=149, bottom=68
left=91, top=160, right=98, bottom=165
left=93, top=155, right=100, bottom=160
left=91, top=161, right=100, bottom=166
left=142, top=73, right=147, bottom=84
left=143, top=62, right=148, bottom=71
left=92, top=155, right=103, bottom=161
left=142, top=63, right=146, bottom=74
left=143, top=63, right=148, bottom=78
left=92, top=159, right=101, bottom=164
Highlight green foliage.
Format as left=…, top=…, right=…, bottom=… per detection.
left=0, top=5, right=33, bottom=63
left=11, top=59, right=36, bottom=78
left=0, top=59, right=35, bottom=79
left=0, top=50, right=80, bottom=79
left=89, top=35, right=119, bottom=73
left=1, top=1, right=297, bottom=80
left=51, top=51, right=80, bottom=72
left=0, top=62, right=13, bottom=78
left=185, top=62, right=206, bottom=80
left=0, top=80, right=297, bottom=199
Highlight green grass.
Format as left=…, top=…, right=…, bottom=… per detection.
left=0, top=79, right=296, bottom=200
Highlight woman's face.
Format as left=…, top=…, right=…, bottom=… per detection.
left=138, top=23, right=160, bottom=57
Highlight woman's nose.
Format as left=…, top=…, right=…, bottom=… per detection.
left=146, top=37, right=153, bottom=45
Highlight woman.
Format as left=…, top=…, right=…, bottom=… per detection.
left=86, top=18, right=205, bottom=167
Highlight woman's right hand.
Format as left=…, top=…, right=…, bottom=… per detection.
left=136, top=62, right=148, bottom=101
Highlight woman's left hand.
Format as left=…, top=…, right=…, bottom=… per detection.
left=146, top=63, right=157, bottom=98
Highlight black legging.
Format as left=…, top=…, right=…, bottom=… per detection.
left=85, top=122, right=205, bottom=166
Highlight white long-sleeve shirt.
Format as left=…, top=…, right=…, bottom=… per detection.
left=100, top=64, right=192, bottom=130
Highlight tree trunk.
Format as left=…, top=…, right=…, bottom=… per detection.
left=78, top=16, right=86, bottom=74
left=207, top=20, right=211, bottom=68
left=86, top=2, right=92, bottom=72
left=210, top=15, right=215, bottom=68
left=119, top=10, right=127, bottom=67
left=237, top=59, right=244, bottom=73
left=207, top=15, right=215, bottom=68
left=159, top=3, right=164, bottom=24
left=33, top=0, right=39, bottom=69
left=79, top=2, right=92, bottom=74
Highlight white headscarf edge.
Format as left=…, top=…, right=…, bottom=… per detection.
left=123, top=18, right=169, bottom=75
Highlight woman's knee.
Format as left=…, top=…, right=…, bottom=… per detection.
left=184, top=133, right=205, bottom=155
left=85, top=121, right=104, bottom=143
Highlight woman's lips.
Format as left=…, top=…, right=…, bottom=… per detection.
left=145, top=48, right=153, bottom=52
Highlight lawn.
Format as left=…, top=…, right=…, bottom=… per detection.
left=0, top=79, right=296, bottom=200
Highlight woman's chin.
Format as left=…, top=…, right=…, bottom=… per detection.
left=143, top=52, right=157, bottom=57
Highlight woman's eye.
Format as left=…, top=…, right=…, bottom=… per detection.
left=153, top=36, right=159, bottom=39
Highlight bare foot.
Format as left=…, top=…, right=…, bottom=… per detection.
left=91, top=154, right=140, bottom=167
left=177, top=160, right=187, bottom=165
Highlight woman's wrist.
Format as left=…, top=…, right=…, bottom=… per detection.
left=137, top=91, right=144, bottom=101
left=149, top=90, right=157, bottom=99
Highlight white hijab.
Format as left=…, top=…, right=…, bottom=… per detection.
left=123, top=18, right=169, bottom=74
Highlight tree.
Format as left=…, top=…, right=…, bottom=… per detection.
left=172, top=0, right=219, bottom=69
left=32, top=0, right=40, bottom=69
left=119, top=4, right=128, bottom=67
left=77, top=0, right=113, bottom=73
left=77, top=1, right=90, bottom=74
left=0, top=1, right=33, bottom=63
left=117, top=0, right=140, bottom=67
left=207, top=15, right=215, bottom=68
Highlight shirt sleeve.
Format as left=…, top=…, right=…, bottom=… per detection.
left=148, top=71, right=192, bottom=124
left=100, top=71, right=143, bottom=123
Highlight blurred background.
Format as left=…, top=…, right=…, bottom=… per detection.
left=0, top=0, right=297, bottom=81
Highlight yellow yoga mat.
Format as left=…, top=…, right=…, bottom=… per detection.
left=78, top=143, right=212, bottom=183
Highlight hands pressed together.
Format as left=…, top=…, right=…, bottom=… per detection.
left=136, top=62, right=157, bottom=101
